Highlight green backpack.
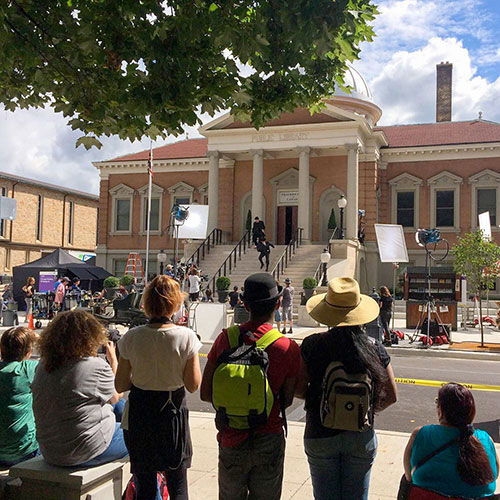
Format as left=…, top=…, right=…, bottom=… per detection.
left=212, top=325, right=283, bottom=430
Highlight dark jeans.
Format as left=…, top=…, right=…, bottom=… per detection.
left=258, top=253, right=270, bottom=271
left=380, top=311, right=391, bottom=339
left=218, top=432, right=285, bottom=500
left=0, top=449, right=39, bottom=469
left=134, top=468, right=188, bottom=500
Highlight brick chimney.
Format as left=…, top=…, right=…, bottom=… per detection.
left=436, top=62, right=452, bottom=122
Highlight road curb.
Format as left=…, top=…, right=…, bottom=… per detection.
left=386, top=346, right=500, bottom=361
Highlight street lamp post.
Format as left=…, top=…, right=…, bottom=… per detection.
left=157, top=249, right=167, bottom=275
left=320, top=249, right=331, bottom=287
left=337, top=195, right=347, bottom=240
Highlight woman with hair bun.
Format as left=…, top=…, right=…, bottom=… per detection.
left=115, top=275, right=202, bottom=500
left=404, top=382, right=499, bottom=498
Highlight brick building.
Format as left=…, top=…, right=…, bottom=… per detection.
left=0, top=172, right=99, bottom=276
left=94, top=63, right=500, bottom=291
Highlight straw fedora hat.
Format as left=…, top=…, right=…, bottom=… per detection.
left=306, top=277, right=380, bottom=327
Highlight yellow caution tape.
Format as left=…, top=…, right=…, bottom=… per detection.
left=395, top=377, right=500, bottom=392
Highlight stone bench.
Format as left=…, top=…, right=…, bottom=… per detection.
left=8, top=457, right=129, bottom=500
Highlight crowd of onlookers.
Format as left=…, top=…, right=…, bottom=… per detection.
left=0, top=273, right=498, bottom=500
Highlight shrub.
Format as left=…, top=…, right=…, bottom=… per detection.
left=216, top=276, right=231, bottom=291
left=103, top=276, right=120, bottom=289
left=303, top=277, right=318, bottom=289
left=120, top=274, right=134, bottom=286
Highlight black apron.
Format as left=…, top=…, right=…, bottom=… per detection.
left=124, top=385, right=192, bottom=473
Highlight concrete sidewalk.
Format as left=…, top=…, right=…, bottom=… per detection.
left=187, top=411, right=500, bottom=500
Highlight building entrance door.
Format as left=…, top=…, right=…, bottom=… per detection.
left=276, top=206, right=298, bottom=244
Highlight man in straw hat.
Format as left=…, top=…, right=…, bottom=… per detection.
left=201, top=273, right=301, bottom=500
left=295, top=277, right=397, bottom=500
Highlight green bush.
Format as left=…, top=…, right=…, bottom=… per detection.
left=216, top=276, right=231, bottom=291
left=120, top=274, right=134, bottom=286
left=245, top=209, right=252, bottom=231
left=103, top=276, right=120, bottom=289
left=302, top=277, right=318, bottom=289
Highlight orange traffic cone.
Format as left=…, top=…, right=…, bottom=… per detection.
left=28, top=313, right=35, bottom=330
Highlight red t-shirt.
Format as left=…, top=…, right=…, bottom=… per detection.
left=207, top=321, right=301, bottom=447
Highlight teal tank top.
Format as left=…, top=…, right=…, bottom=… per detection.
left=411, top=425, right=497, bottom=498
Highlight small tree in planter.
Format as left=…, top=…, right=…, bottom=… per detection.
left=302, top=277, right=318, bottom=302
left=215, top=276, right=231, bottom=303
left=120, top=274, right=134, bottom=291
left=245, top=210, right=252, bottom=231
left=328, top=208, right=337, bottom=234
left=103, top=276, right=120, bottom=300
left=452, top=230, right=500, bottom=347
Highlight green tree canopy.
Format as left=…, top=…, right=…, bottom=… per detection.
left=0, top=0, right=378, bottom=148
left=452, top=231, right=500, bottom=297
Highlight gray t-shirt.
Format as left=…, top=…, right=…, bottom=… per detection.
left=282, top=286, right=294, bottom=308
left=31, top=357, right=115, bottom=466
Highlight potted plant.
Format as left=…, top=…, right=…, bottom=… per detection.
left=120, top=274, right=134, bottom=292
left=302, top=277, right=318, bottom=301
left=215, top=276, right=231, bottom=303
left=103, top=276, right=120, bottom=300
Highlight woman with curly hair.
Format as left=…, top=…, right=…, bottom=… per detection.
left=404, top=382, right=498, bottom=497
left=115, top=275, right=202, bottom=500
left=31, top=310, right=127, bottom=467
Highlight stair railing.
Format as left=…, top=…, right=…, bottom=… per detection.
left=207, top=230, right=252, bottom=292
left=270, top=227, right=303, bottom=282
left=185, top=228, right=223, bottom=268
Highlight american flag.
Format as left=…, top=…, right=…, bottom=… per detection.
left=147, top=144, right=153, bottom=177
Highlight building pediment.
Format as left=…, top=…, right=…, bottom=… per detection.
left=427, top=171, right=463, bottom=186
left=109, top=183, right=134, bottom=196
left=167, top=181, right=194, bottom=194
left=138, top=183, right=165, bottom=195
left=201, top=103, right=357, bottom=133
left=388, top=173, right=423, bottom=187
left=468, top=169, right=500, bottom=185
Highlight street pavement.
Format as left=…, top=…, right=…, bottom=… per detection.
left=190, top=346, right=500, bottom=442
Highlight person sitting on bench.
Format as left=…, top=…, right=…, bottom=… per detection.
left=0, top=327, right=39, bottom=468
left=31, top=310, right=127, bottom=467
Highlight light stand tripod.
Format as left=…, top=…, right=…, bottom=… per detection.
left=410, top=233, right=449, bottom=346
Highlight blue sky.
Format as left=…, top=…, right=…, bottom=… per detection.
left=2, top=0, right=500, bottom=194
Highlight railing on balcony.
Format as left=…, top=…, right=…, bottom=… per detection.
left=185, top=228, right=223, bottom=268
left=208, top=230, right=252, bottom=292
left=270, top=227, right=303, bottom=282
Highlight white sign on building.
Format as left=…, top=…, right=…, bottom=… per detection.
left=279, top=190, right=299, bottom=205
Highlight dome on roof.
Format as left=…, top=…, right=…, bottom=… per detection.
left=335, top=65, right=372, bottom=102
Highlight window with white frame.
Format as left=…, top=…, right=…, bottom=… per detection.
left=389, top=173, right=422, bottom=230
left=428, top=171, right=462, bottom=230
left=36, top=195, right=43, bottom=241
left=168, top=181, right=194, bottom=211
left=138, top=183, right=164, bottom=234
left=469, top=170, right=500, bottom=230
left=113, top=258, right=128, bottom=277
left=68, top=201, right=74, bottom=244
left=477, top=188, right=496, bottom=226
left=396, top=191, right=415, bottom=227
left=109, top=183, right=134, bottom=234
left=0, top=187, right=6, bottom=237
left=198, top=183, right=209, bottom=205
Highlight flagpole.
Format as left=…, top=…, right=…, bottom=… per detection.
left=145, top=141, right=153, bottom=285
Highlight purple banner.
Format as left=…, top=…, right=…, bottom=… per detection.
left=39, top=271, right=56, bottom=293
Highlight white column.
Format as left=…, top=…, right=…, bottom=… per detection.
left=207, top=151, right=219, bottom=231
left=298, top=146, right=311, bottom=243
left=346, top=143, right=360, bottom=240
left=251, top=149, right=264, bottom=220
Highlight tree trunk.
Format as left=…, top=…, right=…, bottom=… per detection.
left=479, top=293, right=484, bottom=347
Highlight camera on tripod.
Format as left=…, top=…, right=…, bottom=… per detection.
left=415, top=228, right=441, bottom=246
